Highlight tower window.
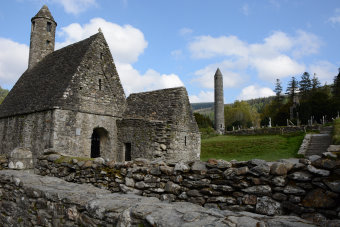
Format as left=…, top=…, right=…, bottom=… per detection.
left=46, top=40, right=50, bottom=47
left=46, top=22, right=52, bottom=32
left=100, top=53, right=104, bottom=60
left=99, top=79, right=102, bottom=90
left=185, top=136, right=187, bottom=146
left=32, top=21, right=35, bottom=31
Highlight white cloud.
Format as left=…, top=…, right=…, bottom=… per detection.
left=192, top=61, right=245, bottom=89
left=189, top=35, right=248, bottom=59
left=51, top=0, right=97, bottom=14
left=0, top=38, right=29, bottom=88
left=189, top=30, right=321, bottom=85
left=179, top=28, right=193, bottom=36
left=309, top=61, right=338, bottom=85
left=56, top=18, right=148, bottom=64
left=237, top=85, right=275, bottom=100
left=171, top=49, right=183, bottom=59
left=189, top=91, right=214, bottom=103
left=328, top=8, right=340, bottom=24
left=117, top=63, right=184, bottom=95
left=242, top=3, right=249, bottom=16
left=251, top=55, right=305, bottom=80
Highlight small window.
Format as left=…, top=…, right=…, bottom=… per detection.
left=47, top=22, right=52, bottom=32
left=125, top=143, right=132, bottom=161
left=220, top=124, right=223, bottom=128
left=100, top=53, right=104, bottom=60
left=79, top=87, right=83, bottom=90
left=185, top=136, right=187, bottom=146
left=99, top=79, right=102, bottom=90
left=46, top=40, right=50, bottom=47
left=32, top=21, right=35, bottom=31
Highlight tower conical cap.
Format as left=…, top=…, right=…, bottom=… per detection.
left=31, top=5, right=56, bottom=23
left=214, top=68, right=223, bottom=77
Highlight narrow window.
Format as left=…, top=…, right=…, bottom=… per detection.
left=99, top=79, right=102, bottom=90
left=46, top=22, right=52, bottom=32
left=100, top=53, right=104, bottom=60
left=220, top=124, right=222, bottom=128
left=46, top=40, right=50, bottom=47
left=32, top=21, right=35, bottom=31
left=79, top=87, right=82, bottom=90
left=125, top=143, right=132, bottom=161
left=185, top=136, right=187, bottom=146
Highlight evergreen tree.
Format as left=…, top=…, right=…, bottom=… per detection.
left=333, top=68, right=340, bottom=98
left=299, top=72, right=312, bottom=95
left=274, top=78, right=283, bottom=103
left=286, top=76, right=299, bottom=102
left=311, top=73, right=321, bottom=90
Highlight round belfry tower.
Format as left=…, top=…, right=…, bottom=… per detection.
left=28, top=5, right=57, bottom=69
left=214, top=68, right=225, bottom=134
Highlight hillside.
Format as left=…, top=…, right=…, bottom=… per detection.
left=191, top=95, right=276, bottom=113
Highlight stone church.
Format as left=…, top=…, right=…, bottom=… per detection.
left=0, top=5, right=200, bottom=162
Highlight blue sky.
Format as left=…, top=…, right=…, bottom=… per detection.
left=0, top=0, right=339, bottom=103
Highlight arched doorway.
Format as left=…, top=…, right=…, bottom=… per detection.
left=91, top=127, right=109, bottom=158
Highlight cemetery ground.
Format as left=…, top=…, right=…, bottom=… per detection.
left=200, top=133, right=305, bottom=161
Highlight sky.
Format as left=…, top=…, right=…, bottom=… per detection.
left=0, top=0, right=339, bottom=104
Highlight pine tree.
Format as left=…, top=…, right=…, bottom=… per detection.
left=286, top=76, right=299, bottom=102
left=299, top=72, right=312, bottom=95
left=311, top=73, right=321, bottom=90
left=274, top=78, right=283, bottom=103
left=333, top=68, right=340, bottom=98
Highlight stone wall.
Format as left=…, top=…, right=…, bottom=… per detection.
left=35, top=153, right=340, bottom=223
left=53, top=109, right=122, bottom=161
left=118, top=118, right=200, bottom=162
left=0, top=110, right=54, bottom=159
left=225, top=125, right=320, bottom=136
left=0, top=170, right=322, bottom=227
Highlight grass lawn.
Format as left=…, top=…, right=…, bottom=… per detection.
left=200, top=133, right=305, bottom=161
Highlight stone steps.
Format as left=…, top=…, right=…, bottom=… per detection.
left=305, top=127, right=332, bottom=157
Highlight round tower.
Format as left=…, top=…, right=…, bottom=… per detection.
left=28, top=5, right=57, bottom=69
left=214, top=68, right=225, bottom=134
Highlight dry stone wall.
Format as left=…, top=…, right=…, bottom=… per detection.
left=34, top=152, right=340, bottom=224
left=0, top=170, right=321, bottom=227
left=0, top=110, right=54, bottom=159
left=225, top=126, right=320, bottom=135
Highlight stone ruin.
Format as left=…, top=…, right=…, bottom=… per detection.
left=0, top=5, right=200, bottom=163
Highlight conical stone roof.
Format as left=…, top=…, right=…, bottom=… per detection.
left=31, top=5, right=55, bottom=22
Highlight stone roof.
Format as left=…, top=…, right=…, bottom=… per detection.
left=0, top=33, right=102, bottom=118
left=32, top=5, right=56, bottom=23
left=124, top=87, right=198, bottom=131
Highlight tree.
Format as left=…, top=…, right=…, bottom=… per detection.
left=299, top=72, right=312, bottom=96
left=224, top=101, right=260, bottom=130
left=286, top=76, right=299, bottom=102
left=0, top=86, right=9, bottom=104
left=193, top=113, right=213, bottom=129
left=333, top=68, right=340, bottom=98
left=274, top=78, right=283, bottom=103
left=311, top=73, right=321, bottom=90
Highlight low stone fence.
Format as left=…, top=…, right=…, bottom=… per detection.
left=0, top=170, right=322, bottom=226
left=225, top=125, right=320, bottom=136
left=34, top=152, right=340, bottom=223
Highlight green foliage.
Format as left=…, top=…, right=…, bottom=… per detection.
left=199, top=127, right=218, bottom=139
left=200, top=133, right=305, bottom=161
left=0, top=86, right=9, bottom=104
left=299, top=72, right=312, bottom=97
left=224, top=101, right=260, bottom=130
left=194, top=112, right=213, bottom=129
left=286, top=76, right=299, bottom=102
left=191, top=102, right=214, bottom=110
left=333, top=118, right=340, bottom=145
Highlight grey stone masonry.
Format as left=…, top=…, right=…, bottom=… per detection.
left=33, top=152, right=340, bottom=224
left=0, top=170, right=321, bottom=226
left=28, top=5, right=57, bottom=69
left=214, top=68, right=225, bottom=134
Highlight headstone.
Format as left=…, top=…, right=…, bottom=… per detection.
left=8, top=147, right=33, bottom=170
